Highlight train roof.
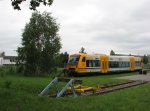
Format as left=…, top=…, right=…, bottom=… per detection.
left=70, top=53, right=142, bottom=58
left=70, top=53, right=107, bottom=56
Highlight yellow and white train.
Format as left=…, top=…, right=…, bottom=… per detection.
left=65, top=53, right=142, bottom=76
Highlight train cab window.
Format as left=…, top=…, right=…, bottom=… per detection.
left=68, top=55, right=80, bottom=64
left=82, top=57, right=85, bottom=62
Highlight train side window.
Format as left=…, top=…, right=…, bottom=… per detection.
left=137, top=62, right=139, bottom=66
left=115, top=61, right=118, bottom=68
left=109, top=61, right=114, bottom=68
left=139, top=62, right=141, bottom=66
left=86, top=60, right=100, bottom=67
left=92, top=61, right=95, bottom=67
left=122, top=62, right=125, bottom=67
left=114, top=61, right=116, bottom=68
left=126, top=62, right=128, bottom=67
left=86, top=60, right=92, bottom=67
left=110, top=61, right=119, bottom=68
left=127, top=62, right=129, bottom=67
left=119, top=62, right=122, bottom=68
left=122, top=62, right=124, bottom=67
left=110, top=61, right=113, bottom=68
left=109, top=61, right=111, bottom=68
left=125, top=62, right=127, bottom=67
left=112, top=62, right=114, bottom=68
left=112, top=61, right=114, bottom=68
left=135, top=61, right=136, bottom=66
left=82, top=57, right=85, bottom=62
left=89, top=60, right=93, bottom=67
left=136, top=61, right=140, bottom=66
left=135, top=61, right=137, bottom=66
left=92, top=60, right=98, bottom=67
left=86, top=60, right=89, bottom=67
left=95, top=60, right=100, bottom=67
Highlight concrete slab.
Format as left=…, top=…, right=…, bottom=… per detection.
left=116, top=73, right=150, bottom=82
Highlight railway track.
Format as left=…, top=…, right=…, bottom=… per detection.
left=81, top=81, right=148, bottom=96
left=47, top=80, right=148, bottom=97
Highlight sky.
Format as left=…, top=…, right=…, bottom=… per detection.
left=0, top=0, right=150, bottom=56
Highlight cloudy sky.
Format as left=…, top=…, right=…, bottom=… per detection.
left=0, top=0, right=150, bottom=56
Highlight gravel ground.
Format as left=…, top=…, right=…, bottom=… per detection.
left=116, top=73, right=150, bottom=82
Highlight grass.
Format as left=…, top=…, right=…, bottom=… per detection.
left=0, top=71, right=150, bottom=111
left=75, top=73, right=136, bottom=86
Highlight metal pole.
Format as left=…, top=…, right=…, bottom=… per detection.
left=39, top=77, right=58, bottom=96
left=57, top=79, right=76, bottom=97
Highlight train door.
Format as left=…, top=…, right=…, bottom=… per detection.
left=100, top=55, right=108, bottom=73
left=130, top=56, right=135, bottom=71
left=77, top=54, right=86, bottom=73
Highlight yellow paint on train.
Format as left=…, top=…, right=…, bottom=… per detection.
left=130, top=56, right=135, bottom=71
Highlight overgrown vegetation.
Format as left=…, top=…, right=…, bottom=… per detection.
left=0, top=66, right=65, bottom=78
left=0, top=66, right=16, bottom=77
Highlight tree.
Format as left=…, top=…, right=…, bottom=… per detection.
left=0, top=52, right=5, bottom=57
left=110, top=50, right=115, bottom=55
left=79, top=47, right=86, bottom=53
left=17, top=11, right=61, bottom=75
left=11, top=0, right=53, bottom=10
left=61, top=52, right=69, bottom=65
left=55, top=52, right=69, bottom=68
left=142, top=54, right=148, bottom=64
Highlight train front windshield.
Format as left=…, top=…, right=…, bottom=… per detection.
left=68, top=55, right=80, bottom=65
